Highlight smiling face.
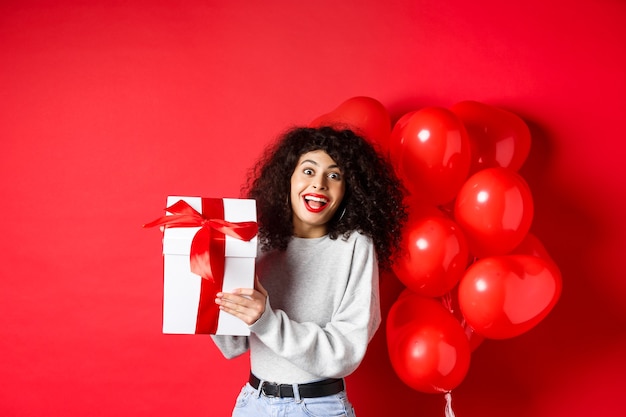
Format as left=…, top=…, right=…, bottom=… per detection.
left=290, top=150, right=346, bottom=238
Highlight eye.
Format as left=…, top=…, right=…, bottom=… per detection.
left=303, top=168, right=314, bottom=176
left=328, top=172, right=342, bottom=181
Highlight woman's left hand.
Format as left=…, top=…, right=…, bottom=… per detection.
left=215, top=277, right=268, bottom=326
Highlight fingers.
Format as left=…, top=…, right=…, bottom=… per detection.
left=215, top=289, right=265, bottom=326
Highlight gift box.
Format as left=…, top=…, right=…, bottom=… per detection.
left=145, top=196, right=258, bottom=335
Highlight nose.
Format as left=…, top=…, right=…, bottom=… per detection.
left=312, top=175, right=328, bottom=190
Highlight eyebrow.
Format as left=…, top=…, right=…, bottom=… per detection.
left=299, top=159, right=341, bottom=170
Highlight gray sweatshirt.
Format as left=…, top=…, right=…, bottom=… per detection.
left=212, top=231, right=381, bottom=384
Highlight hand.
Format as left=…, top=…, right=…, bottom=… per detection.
left=215, top=277, right=268, bottom=326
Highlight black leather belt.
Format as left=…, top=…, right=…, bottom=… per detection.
left=249, top=373, right=344, bottom=398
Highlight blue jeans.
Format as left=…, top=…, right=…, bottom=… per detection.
left=231, top=382, right=356, bottom=417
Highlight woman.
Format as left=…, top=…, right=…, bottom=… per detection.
left=212, top=126, right=406, bottom=416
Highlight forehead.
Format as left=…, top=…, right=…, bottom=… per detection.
left=296, top=150, right=340, bottom=168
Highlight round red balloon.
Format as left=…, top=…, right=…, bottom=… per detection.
left=387, top=291, right=471, bottom=393
left=458, top=255, right=562, bottom=339
left=392, top=215, right=469, bottom=297
left=396, top=107, right=471, bottom=205
left=310, top=96, right=391, bottom=149
left=451, top=100, right=531, bottom=175
left=454, top=167, right=534, bottom=257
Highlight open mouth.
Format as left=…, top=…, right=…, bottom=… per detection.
left=303, top=194, right=329, bottom=213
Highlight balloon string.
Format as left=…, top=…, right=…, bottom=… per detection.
left=445, top=392, right=456, bottom=417
left=441, top=291, right=454, bottom=314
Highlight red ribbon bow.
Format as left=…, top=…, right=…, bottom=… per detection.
left=144, top=199, right=258, bottom=283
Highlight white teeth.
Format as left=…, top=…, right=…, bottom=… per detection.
left=305, top=196, right=328, bottom=203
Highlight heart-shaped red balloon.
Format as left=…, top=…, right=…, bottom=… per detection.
left=310, top=96, right=391, bottom=149
left=458, top=254, right=562, bottom=339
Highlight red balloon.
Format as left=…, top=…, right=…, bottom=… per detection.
left=392, top=215, right=469, bottom=297
left=395, top=107, right=471, bottom=205
left=450, top=100, right=531, bottom=175
left=458, top=255, right=562, bottom=339
left=454, top=167, right=534, bottom=257
left=310, top=96, right=391, bottom=149
left=386, top=291, right=471, bottom=393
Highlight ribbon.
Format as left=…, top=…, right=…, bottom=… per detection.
left=444, top=392, right=456, bottom=417
left=144, top=198, right=257, bottom=333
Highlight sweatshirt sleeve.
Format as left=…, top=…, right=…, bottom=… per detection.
left=210, top=335, right=249, bottom=359
left=249, top=236, right=381, bottom=379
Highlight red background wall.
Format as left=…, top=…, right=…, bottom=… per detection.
left=1, top=1, right=625, bottom=416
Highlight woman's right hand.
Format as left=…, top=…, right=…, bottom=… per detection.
left=215, top=276, right=267, bottom=326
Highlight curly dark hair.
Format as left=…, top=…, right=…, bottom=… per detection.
left=242, top=126, right=407, bottom=271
